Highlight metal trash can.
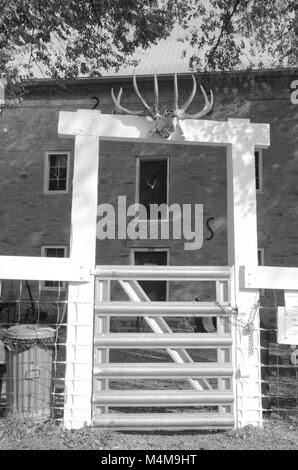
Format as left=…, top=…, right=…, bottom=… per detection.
left=4, top=325, right=55, bottom=419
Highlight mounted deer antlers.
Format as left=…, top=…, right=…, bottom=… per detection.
left=111, top=73, right=213, bottom=138
left=173, top=74, right=214, bottom=119
left=111, top=73, right=213, bottom=125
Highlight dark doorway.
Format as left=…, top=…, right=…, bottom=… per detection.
left=133, top=250, right=168, bottom=301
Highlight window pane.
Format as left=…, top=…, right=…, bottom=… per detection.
left=47, top=154, right=68, bottom=191
left=49, top=178, right=66, bottom=191
left=49, top=168, right=67, bottom=179
left=258, top=249, right=264, bottom=266
left=139, top=159, right=167, bottom=218
left=49, top=154, right=67, bottom=167
left=46, top=247, right=65, bottom=258
left=255, top=151, right=261, bottom=191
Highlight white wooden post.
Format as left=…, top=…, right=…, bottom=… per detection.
left=63, top=135, right=99, bottom=429
left=227, top=119, right=262, bottom=427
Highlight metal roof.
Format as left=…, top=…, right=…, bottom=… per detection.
left=15, top=29, right=192, bottom=80
left=115, top=37, right=191, bottom=76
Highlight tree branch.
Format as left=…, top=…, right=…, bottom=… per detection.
left=205, top=0, right=242, bottom=71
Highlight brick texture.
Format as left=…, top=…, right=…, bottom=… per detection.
left=1, top=70, right=298, bottom=327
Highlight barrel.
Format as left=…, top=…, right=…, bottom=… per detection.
left=4, top=325, right=55, bottom=420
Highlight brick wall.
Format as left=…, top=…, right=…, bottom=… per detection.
left=0, top=70, right=298, bottom=326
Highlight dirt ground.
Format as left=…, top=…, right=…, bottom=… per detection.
left=0, top=416, right=297, bottom=450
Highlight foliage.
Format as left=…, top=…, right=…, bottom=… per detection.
left=1, top=0, right=298, bottom=96
left=181, top=0, right=298, bottom=71
left=0, top=0, right=189, bottom=90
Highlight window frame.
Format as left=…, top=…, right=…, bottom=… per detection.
left=135, top=156, right=170, bottom=221
left=41, top=245, right=68, bottom=291
left=255, top=148, right=264, bottom=193
left=44, top=151, right=71, bottom=195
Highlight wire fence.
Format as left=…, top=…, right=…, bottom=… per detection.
left=0, top=279, right=67, bottom=423
left=0, top=280, right=297, bottom=426
left=259, top=287, right=297, bottom=422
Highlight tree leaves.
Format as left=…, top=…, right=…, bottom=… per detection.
left=0, top=0, right=189, bottom=90
left=183, top=0, right=298, bottom=72
left=1, top=0, right=298, bottom=97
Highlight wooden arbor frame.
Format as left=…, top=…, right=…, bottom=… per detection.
left=58, top=109, right=270, bottom=429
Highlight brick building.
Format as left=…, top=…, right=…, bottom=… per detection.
left=0, top=69, right=298, bottom=329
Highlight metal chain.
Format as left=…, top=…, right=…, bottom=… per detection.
left=216, top=300, right=259, bottom=356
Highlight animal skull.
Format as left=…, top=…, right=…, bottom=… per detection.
left=154, top=109, right=178, bottom=138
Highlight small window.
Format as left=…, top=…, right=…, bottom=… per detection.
left=258, top=248, right=265, bottom=295
left=136, top=157, right=168, bottom=220
left=44, top=152, right=70, bottom=194
left=255, top=149, right=263, bottom=192
left=41, top=245, right=67, bottom=290
left=258, top=248, right=265, bottom=266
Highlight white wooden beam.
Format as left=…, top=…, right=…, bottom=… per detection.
left=64, top=135, right=100, bottom=430
left=226, top=120, right=264, bottom=428
left=0, top=256, right=89, bottom=281
left=242, top=266, right=298, bottom=290
left=58, top=111, right=270, bottom=148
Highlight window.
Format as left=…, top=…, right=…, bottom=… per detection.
left=132, top=249, right=169, bottom=301
left=258, top=248, right=265, bottom=266
left=44, top=152, right=70, bottom=194
left=255, top=149, right=263, bottom=192
left=41, top=245, right=67, bottom=290
left=258, top=248, right=265, bottom=295
left=136, top=157, right=169, bottom=220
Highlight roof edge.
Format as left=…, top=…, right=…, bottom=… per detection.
left=23, top=67, right=298, bottom=88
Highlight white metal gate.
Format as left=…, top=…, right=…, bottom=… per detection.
left=92, top=265, right=235, bottom=430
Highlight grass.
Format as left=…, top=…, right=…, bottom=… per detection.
left=1, top=321, right=297, bottom=450
left=0, top=415, right=297, bottom=450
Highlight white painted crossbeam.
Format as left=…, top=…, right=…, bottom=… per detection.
left=94, top=333, right=232, bottom=348
left=58, top=111, right=270, bottom=148
left=92, top=413, right=234, bottom=429
left=95, top=301, right=225, bottom=315
left=93, top=265, right=231, bottom=280
left=242, top=266, right=298, bottom=290
left=93, top=390, right=234, bottom=406
left=0, top=256, right=89, bottom=281
left=94, top=363, right=233, bottom=377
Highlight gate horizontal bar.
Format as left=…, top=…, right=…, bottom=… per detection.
left=93, top=265, right=231, bottom=280
left=95, top=301, right=228, bottom=315
left=94, top=363, right=233, bottom=377
left=94, top=333, right=232, bottom=348
left=0, top=256, right=89, bottom=282
left=92, top=413, right=234, bottom=430
left=93, top=390, right=234, bottom=406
